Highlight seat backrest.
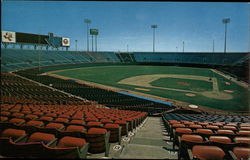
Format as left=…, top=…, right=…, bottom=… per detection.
left=0, top=128, right=26, bottom=139
left=27, top=132, right=55, bottom=143
left=9, top=118, right=25, bottom=125
left=196, top=129, right=213, bottom=134
left=181, top=134, right=203, bottom=143
left=172, top=124, right=186, bottom=128
left=66, top=125, right=85, bottom=132
left=217, top=129, right=235, bottom=135
left=189, top=125, right=202, bottom=129
left=176, top=128, right=192, bottom=134
left=233, top=147, right=250, bottom=160
left=234, top=137, right=250, bottom=144
left=192, top=145, right=225, bottom=160
left=26, top=120, right=44, bottom=127
left=57, top=136, right=86, bottom=148
left=209, top=136, right=232, bottom=144
left=46, top=123, right=64, bottom=129
left=237, top=130, right=250, bottom=136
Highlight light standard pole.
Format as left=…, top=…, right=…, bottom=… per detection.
left=213, top=40, right=215, bottom=52
left=151, top=24, right=158, bottom=53
left=222, top=18, right=230, bottom=53
left=84, top=19, right=91, bottom=52
left=75, top=40, right=77, bottom=51
left=182, top=41, right=185, bottom=53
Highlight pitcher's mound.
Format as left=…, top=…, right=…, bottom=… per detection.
left=224, top=90, right=234, bottom=93
left=185, top=93, right=196, bottom=97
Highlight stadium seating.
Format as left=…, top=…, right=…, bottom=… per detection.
left=1, top=48, right=121, bottom=72
left=14, top=69, right=173, bottom=115
left=1, top=47, right=249, bottom=159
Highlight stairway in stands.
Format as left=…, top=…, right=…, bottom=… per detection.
left=118, top=117, right=178, bottom=159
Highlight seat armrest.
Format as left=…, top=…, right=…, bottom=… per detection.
left=14, top=134, right=29, bottom=143
left=228, top=150, right=237, bottom=160
left=47, top=138, right=58, bottom=147
left=187, top=148, right=193, bottom=160
left=125, top=123, right=129, bottom=136
left=78, top=142, right=89, bottom=159
left=118, top=127, right=122, bottom=145
left=104, top=131, right=111, bottom=157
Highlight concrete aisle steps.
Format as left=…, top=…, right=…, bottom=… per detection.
left=117, top=116, right=178, bottom=159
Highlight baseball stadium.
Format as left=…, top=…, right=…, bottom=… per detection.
left=1, top=1, right=250, bottom=159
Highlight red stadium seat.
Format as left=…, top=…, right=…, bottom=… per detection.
left=237, top=130, right=250, bottom=136
left=104, top=123, right=121, bottom=144
left=26, top=120, right=44, bottom=127
left=41, top=136, right=89, bottom=158
left=173, top=128, right=193, bottom=149
left=65, top=125, right=85, bottom=132
left=86, top=121, right=102, bottom=128
left=46, top=122, right=65, bottom=130
left=179, top=134, right=207, bottom=160
left=0, top=128, right=26, bottom=141
left=24, top=114, right=39, bottom=120
left=12, top=113, right=25, bottom=118
left=229, top=147, right=250, bottom=160
left=114, top=120, right=128, bottom=136
left=0, top=116, right=8, bottom=122
left=9, top=118, right=25, bottom=126
left=234, top=137, right=250, bottom=146
left=69, top=119, right=85, bottom=125
left=85, top=128, right=110, bottom=156
left=189, top=145, right=226, bottom=160
left=100, top=119, right=113, bottom=125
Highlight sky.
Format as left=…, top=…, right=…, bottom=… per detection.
left=2, top=1, right=250, bottom=52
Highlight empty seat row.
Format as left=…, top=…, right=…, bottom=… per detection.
left=0, top=128, right=89, bottom=158
left=178, top=134, right=250, bottom=160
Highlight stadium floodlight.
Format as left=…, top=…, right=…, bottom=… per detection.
left=222, top=18, right=230, bottom=53
left=151, top=24, right=158, bottom=53
left=84, top=19, right=91, bottom=52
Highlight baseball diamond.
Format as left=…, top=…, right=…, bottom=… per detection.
left=49, top=65, right=249, bottom=112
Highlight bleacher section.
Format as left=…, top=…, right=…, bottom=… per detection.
left=162, top=112, right=250, bottom=160
left=0, top=103, right=147, bottom=158
left=1, top=48, right=121, bottom=72
left=2, top=48, right=249, bottom=73
left=0, top=73, right=148, bottom=158
left=1, top=72, right=87, bottom=105
left=133, top=52, right=249, bottom=66
left=15, top=69, right=173, bottom=115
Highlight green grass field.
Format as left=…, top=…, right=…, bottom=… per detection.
left=52, top=65, right=249, bottom=112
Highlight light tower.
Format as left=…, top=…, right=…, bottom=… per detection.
left=222, top=18, right=230, bottom=53
left=182, top=41, right=185, bottom=52
left=75, top=40, right=78, bottom=51
left=151, top=24, right=158, bottom=53
left=84, top=19, right=91, bottom=52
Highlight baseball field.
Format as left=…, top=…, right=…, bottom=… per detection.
left=47, top=65, right=249, bottom=112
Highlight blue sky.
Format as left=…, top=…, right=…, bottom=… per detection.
left=2, top=1, right=250, bottom=52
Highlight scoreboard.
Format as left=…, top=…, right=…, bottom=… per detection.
left=16, top=32, right=49, bottom=44
left=1, top=31, right=70, bottom=48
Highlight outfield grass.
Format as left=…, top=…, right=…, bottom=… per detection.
left=53, top=65, right=249, bottom=111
